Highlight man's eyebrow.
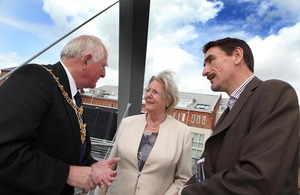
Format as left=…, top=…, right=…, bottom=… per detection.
left=204, top=54, right=213, bottom=63
left=203, top=54, right=213, bottom=66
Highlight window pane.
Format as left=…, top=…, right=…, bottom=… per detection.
left=193, top=133, right=199, bottom=141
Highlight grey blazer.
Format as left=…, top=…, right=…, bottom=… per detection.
left=182, top=77, right=299, bottom=195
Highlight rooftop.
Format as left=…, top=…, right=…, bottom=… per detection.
left=83, top=85, right=223, bottom=113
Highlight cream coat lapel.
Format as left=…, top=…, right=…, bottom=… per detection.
left=142, top=116, right=172, bottom=173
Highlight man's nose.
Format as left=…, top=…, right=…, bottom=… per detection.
left=202, top=66, right=208, bottom=77
left=101, top=69, right=106, bottom=78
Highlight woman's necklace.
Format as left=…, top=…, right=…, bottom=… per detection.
left=149, top=125, right=158, bottom=131
left=147, top=118, right=158, bottom=131
left=147, top=114, right=166, bottom=131
left=44, top=67, right=86, bottom=144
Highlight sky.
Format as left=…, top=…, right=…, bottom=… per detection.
left=0, top=0, right=299, bottom=103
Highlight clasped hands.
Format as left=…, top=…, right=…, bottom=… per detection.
left=67, top=157, right=120, bottom=194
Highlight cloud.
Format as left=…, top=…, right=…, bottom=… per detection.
left=42, top=0, right=120, bottom=68
left=0, top=52, right=23, bottom=69
left=249, top=22, right=300, bottom=98
left=144, top=0, right=225, bottom=90
left=270, top=0, right=300, bottom=19
left=0, top=0, right=299, bottom=104
left=148, top=0, right=223, bottom=33
left=39, top=0, right=299, bottom=102
left=39, top=0, right=225, bottom=92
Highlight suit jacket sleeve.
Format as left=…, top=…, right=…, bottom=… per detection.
left=0, top=65, right=69, bottom=194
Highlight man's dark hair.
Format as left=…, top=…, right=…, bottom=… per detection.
left=203, top=37, right=254, bottom=72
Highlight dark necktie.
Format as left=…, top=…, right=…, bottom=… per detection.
left=74, top=91, right=87, bottom=165
left=215, top=96, right=236, bottom=128
left=74, top=91, right=82, bottom=107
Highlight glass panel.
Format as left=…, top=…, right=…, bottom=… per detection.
left=192, top=149, right=197, bottom=156
left=193, top=133, right=199, bottom=141
left=199, top=134, right=204, bottom=142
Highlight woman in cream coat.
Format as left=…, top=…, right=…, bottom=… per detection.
left=95, top=70, right=192, bottom=195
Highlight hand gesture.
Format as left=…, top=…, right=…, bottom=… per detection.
left=91, top=157, right=120, bottom=188
left=67, top=165, right=98, bottom=194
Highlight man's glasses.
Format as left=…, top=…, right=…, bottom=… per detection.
left=144, top=88, right=163, bottom=96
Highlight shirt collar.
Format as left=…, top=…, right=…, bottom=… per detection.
left=60, top=61, right=78, bottom=98
left=230, top=75, right=255, bottom=100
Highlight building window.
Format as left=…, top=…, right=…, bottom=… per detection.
left=194, top=104, right=209, bottom=110
left=191, top=132, right=205, bottom=172
left=192, top=148, right=202, bottom=158
left=191, top=132, right=205, bottom=173
left=196, top=115, right=201, bottom=124
left=191, top=114, right=195, bottom=123
left=202, top=116, right=206, bottom=125
left=177, top=112, right=181, bottom=120
left=220, top=105, right=227, bottom=111
left=181, top=113, right=186, bottom=122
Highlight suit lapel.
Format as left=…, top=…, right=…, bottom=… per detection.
left=46, top=62, right=82, bottom=163
left=214, top=107, right=229, bottom=129
left=211, top=77, right=262, bottom=137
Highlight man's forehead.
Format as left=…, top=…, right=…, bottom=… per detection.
left=205, top=46, right=221, bottom=54
left=205, top=46, right=226, bottom=56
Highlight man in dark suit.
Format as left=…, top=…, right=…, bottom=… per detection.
left=176, top=37, right=299, bottom=194
left=0, top=35, right=120, bottom=195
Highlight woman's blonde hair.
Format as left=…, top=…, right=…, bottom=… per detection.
left=147, top=70, right=179, bottom=113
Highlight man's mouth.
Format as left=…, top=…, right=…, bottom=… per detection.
left=207, top=73, right=216, bottom=81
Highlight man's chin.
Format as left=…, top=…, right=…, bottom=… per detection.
left=90, top=83, right=97, bottom=89
left=211, top=85, right=220, bottom=92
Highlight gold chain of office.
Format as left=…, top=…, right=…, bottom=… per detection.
left=44, top=67, right=86, bottom=144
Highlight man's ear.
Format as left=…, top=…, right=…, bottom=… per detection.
left=81, top=54, right=92, bottom=70
left=233, top=47, right=243, bottom=64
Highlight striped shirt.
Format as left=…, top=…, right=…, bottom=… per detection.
left=227, top=75, right=255, bottom=110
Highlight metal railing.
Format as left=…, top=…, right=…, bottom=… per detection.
left=90, top=137, right=114, bottom=160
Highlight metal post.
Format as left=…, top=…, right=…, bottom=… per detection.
left=118, top=0, right=151, bottom=126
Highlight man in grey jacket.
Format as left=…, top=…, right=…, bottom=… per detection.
left=177, top=37, right=299, bottom=195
